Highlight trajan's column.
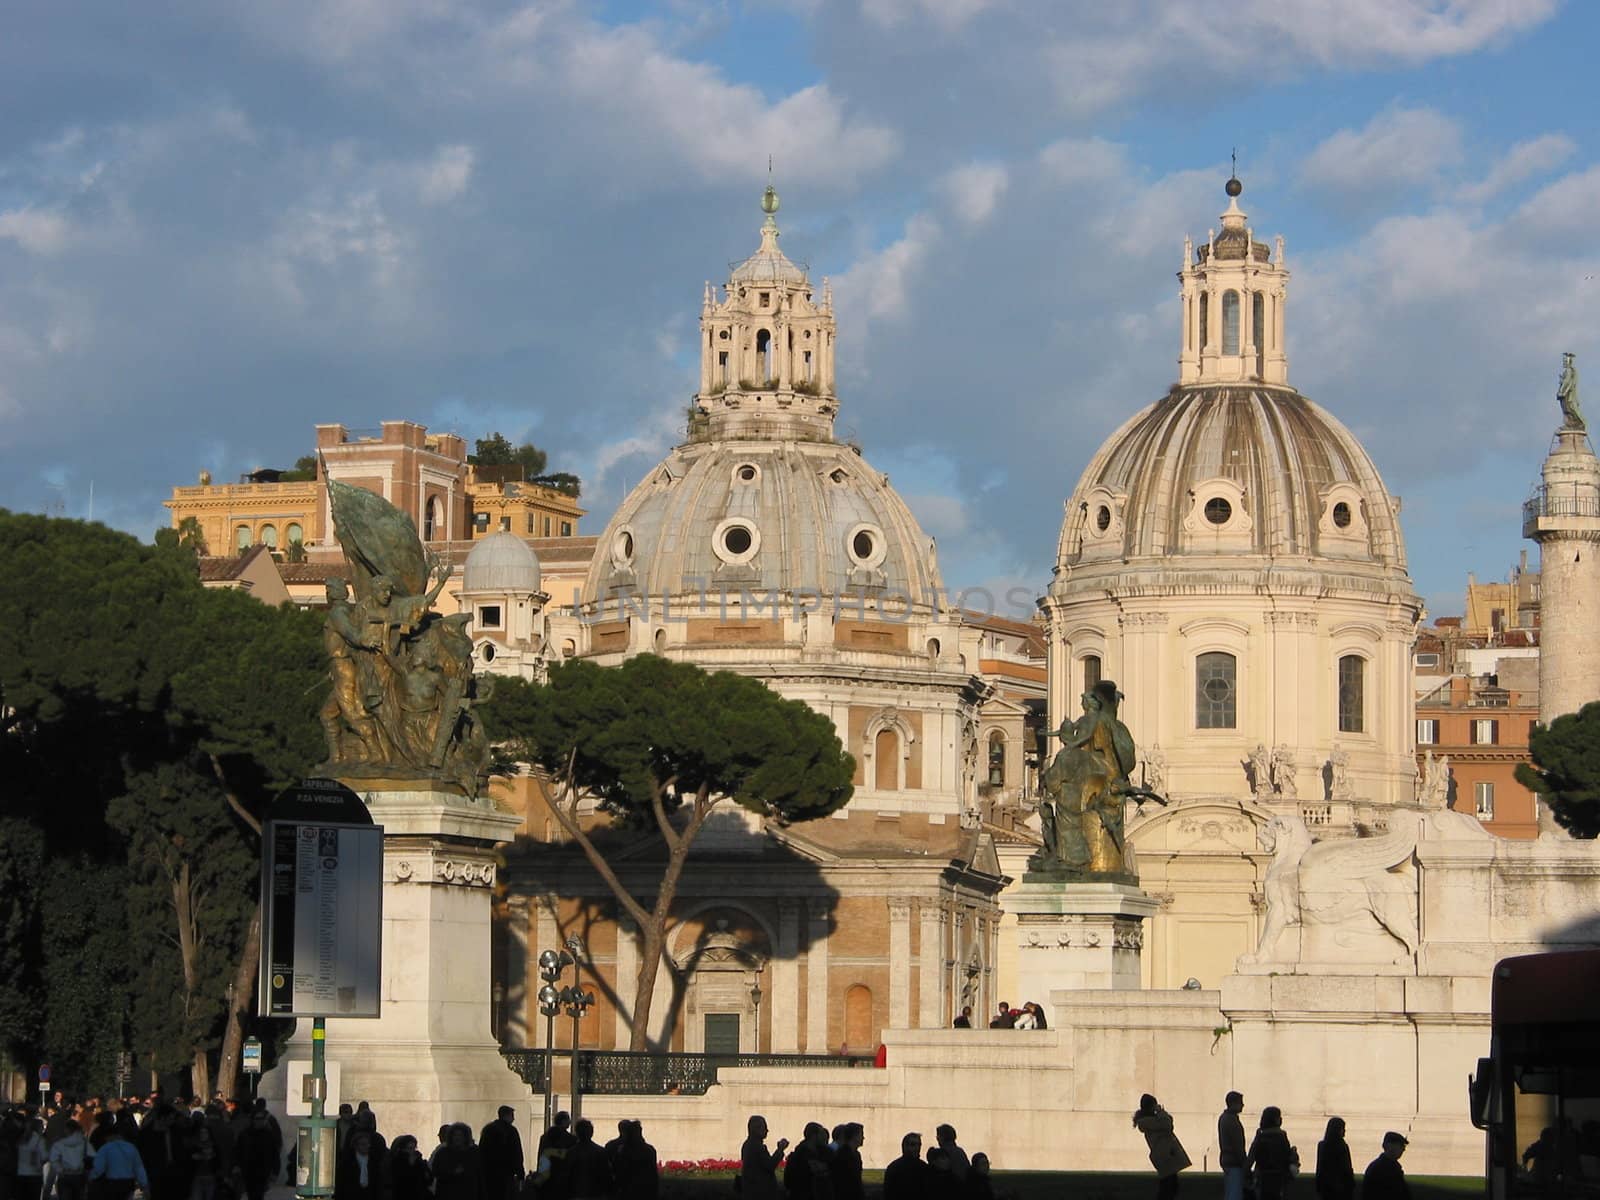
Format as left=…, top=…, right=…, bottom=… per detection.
left=1525, top=353, right=1600, bottom=824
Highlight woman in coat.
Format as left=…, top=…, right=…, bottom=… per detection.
left=1133, top=1094, right=1191, bottom=1200
left=1247, top=1106, right=1300, bottom=1200
left=1314, top=1118, right=1354, bottom=1200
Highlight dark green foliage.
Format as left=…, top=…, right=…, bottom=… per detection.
left=1517, top=701, right=1600, bottom=838
left=276, top=455, right=320, bottom=483
left=470, top=432, right=548, bottom=477
left=0, top=509, right=322, bottom=1091
left=492, top=656, right=854, bottom=827
left=530, top=472, right=582, bottom=498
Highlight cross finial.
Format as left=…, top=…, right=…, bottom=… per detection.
left=1231, top=147, right=1237, bottom=176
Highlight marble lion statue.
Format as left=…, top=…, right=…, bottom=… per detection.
left=1242, top=811, right=1419, bottom=966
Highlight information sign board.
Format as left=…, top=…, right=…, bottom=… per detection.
left=242, top=1037, right=263, bottom=1074
left=259, top=779, right=383, bottom=1018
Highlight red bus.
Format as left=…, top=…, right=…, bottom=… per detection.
left=1472, top=949, right=1600, bottom=1199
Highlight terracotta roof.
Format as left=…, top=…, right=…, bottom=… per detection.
left=197, top=544, right=270, bottom=582
left=278, top=561, right=346, bottom=583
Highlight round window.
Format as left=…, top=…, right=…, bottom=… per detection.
left=1095, top=505, right=1112, bottom=532
left=852, top=530, right=876, bottom=560
left=480, top=642, right=497, bottom=663
left=1332, top=501, right=1352, bottom=529
left=722, top=525, right=753, bottom=556
left=1204, top=497, right=1232, bottom=526
left=614, top=530, right=634, bottom=563
left=718, top=329, right=729, bottom=340
left=736, top=464, right=757, bottom=482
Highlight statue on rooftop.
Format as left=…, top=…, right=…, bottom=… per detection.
left=1558, top=352, right=1583, bottom=432
left=317, top=480, right=492, bottom=796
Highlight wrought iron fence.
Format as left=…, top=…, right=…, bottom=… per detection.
left=1523, top=486, right=1600, bottom=534
left=501, top=1050, right=876, bottom=1096
left=501, top=1050, right=549, bottom=1091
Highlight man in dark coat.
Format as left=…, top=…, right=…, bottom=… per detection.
left=563, top=1120, right=610, bottom=1200
left=610, top=1122, right=658, bottom=1200
left=782, top=1124, right=830, bottom=1200
left=478, top=1107, right=524, bottom=1200
left=881, top=1133, right=927, bottom=1200
left=740, top=1115, right=787, bottom=1200
left=1362, top=1132, right=1411, bottom=1200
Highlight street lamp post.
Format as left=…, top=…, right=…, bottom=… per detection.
left=749, top=970, right=764, bottom=1054
left=536, top=949, right=570, bottom=1134
left=561, top=937, right=595, bottom=1123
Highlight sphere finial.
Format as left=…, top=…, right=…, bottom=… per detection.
left=1225, top=147, right=1242, bottom=197
left=762, top=184, right=780, bottom=216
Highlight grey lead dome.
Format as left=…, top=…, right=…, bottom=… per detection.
left=462, top=530, right=542, bottom=593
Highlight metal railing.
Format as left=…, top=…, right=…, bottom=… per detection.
left=502, top=1049, right=876, bottom=1097
left=1523, top=486, right=1600, bottom=534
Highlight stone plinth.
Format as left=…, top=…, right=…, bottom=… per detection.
left=261, top=787, right=528, bottom=1138
left=1012, top=878, right=1158, bottom=999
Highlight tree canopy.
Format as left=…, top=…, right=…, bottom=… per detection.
left=0, top=511, right=323, bottom=1094
left=1517, top=701, right=1600, bottom=838
left=468, top=433, right=581, bottom=496
left=489, top=655, right=853, bottom=1049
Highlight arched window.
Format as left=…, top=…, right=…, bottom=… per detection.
left=235, top=525, right=251, bottom=554
left=1222, top=290, right=1240, bottom=355
left=1338, top=654, right=1365, bottom=734
left=286, top=523, right=303, bottom=546
left=423, top=497, right=443, bottom=541
left=874, top=728, right=899, bottom=791
left=1081, top=654, right=1102, bottom=692
left=755, top=329, right=772, bottom=381
left=259, top=524, right=278, bottom=549
left=1196, top=651, right=1237, bottom=729
left=844, top=984, right=873, bottom=1053
left=1198, top=292, right=1209, bottom=350
left=1253, top=292, right=1266, bottom=365
left=987, top=732, right=1006, bottom=787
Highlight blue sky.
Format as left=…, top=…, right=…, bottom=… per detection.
left=1, top=0, right=1596, bottom=618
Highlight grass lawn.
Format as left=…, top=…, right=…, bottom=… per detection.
left=654, top=1170, right=1483, bottom=1199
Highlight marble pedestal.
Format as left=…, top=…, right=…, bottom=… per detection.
left=1012, top=878, right=1158, bottom=999
left=261, top=787, right=528, bottom=1139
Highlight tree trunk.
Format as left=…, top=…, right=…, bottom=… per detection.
left=625, top=821, right=702, bottom=1052
left=215, top=903, right=261, bottom=1100
left=174, top=861, right=211, bottom=1099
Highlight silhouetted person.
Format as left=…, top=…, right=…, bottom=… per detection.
left=388, top=1135, right=433, bottom=1200
left=432, top=1124, right=483, bottom=1200
left=952, top=1007, right=973, bottom=1029
left=925, top=1147, right=962, bottom=1200
left=740, top=1116, right=787, bottom=1200
left=1219, top=1092, right=1247, bottom=1200
left=479, top=1106, right=523, bottom=1200
left=1316, top=1117, right=1354, bottom=1200
left=233, top=1110, right=280, bottom=1200
left=564, top=1120, right=609, bottom=1200
left=828, top=1124, right=863, bottom=1200
left=610, top=1121, right=657, bottom=1200
left=1362, top=1132, right=1411, bottom=1200
left=783, top=1123, right=830, bottom=1200
left=935, top=1127, right=969, bottom=1181
left=1246, top=1106, right=1297, bottom=1200
left=1134, top=1094, right=1190, bottom=1200
left=882, top=1133, right=928, bottom=1200
left=965, top=1152, right=995, bottom=1200
left=334, top=1130, right=385, bottom=1200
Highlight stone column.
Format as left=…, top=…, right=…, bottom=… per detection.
left=918, top=904, right=946, bottom=1028
left=888, top=899, right=913, bottom=1029
left=805, top=902, right=831, bottom=1052
left=772, top=901, right=801, bottom=1052
left=613, top=916, right=637, bottom=1049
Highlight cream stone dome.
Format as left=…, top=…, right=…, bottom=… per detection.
left=462, top=530, right=542, bottom=593
left=1056, top=383, right=1407, bottom=580
left=584, top=438, right=942, bottom=603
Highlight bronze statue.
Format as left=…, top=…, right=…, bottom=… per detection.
left=1030, top=679, right=1158, bottom=879
left=1558, top=352, right=1583, bottom=432
left=317, top=481, right=492, bottom=795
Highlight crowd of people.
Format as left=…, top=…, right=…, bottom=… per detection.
left=0, top=1093, right=285, bottom=1200
left=950, top=1002, right=1048, bottom=1030
left=741, top=1116, right=995, bottom=1199
left=1132, top=1091, right=1415, bottom=1200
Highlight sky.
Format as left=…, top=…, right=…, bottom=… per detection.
left=2, top=0, right=1596, bottom=619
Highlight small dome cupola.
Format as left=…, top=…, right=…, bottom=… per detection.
left=1178, top=171, right=1289, bottom=386
left=692, top=183, right=839, bottom=444
left=462, top=530, right=542, bottom=593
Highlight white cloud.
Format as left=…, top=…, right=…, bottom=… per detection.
left=419, top=144, right=475, bottom=205
left=1038, top=137, right=1129, bottom=188
left=860, top=0, right=996, bottom=31
left=1512, top=164, right=1600, bottom=240
left=832, top=212, right=941, bottom=326
left=0, top=209, right=74, bottom=255
left=940, top=162, right=1009, bottom=225
left=1301, top=107, right=1463, bottom=195
left=1459, top=134, right=1576, bottom=204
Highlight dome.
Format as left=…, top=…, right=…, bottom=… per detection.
left=728, top=241, right=809, bottom=287
left=582, top=438, right=942, bottom=603
left=1056, top=383, right=1408, bottom=576
left=462, top=531, right=542, bottom=593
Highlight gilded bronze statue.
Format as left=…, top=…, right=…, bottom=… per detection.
left=317, top=481, right=492, bottom=796
left=1031, top=679, right=1163, bottom=880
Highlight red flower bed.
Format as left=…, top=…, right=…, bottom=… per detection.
left=661, top=1158, right=743, bottom=1174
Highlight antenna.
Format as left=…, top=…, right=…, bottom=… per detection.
left=1231, top=147, right=1237, bottom=177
